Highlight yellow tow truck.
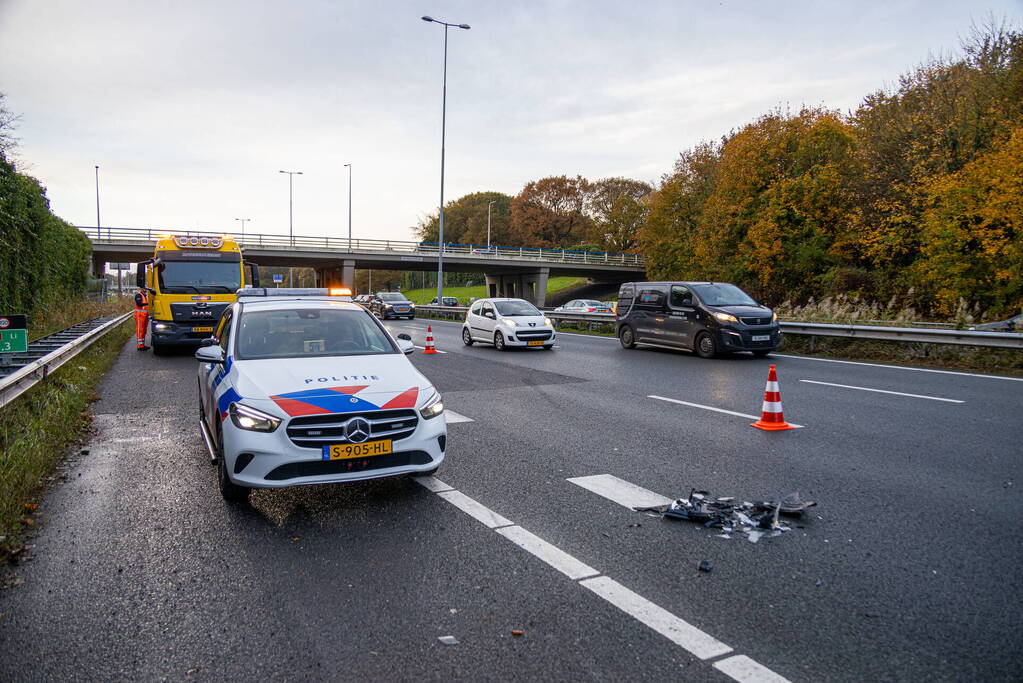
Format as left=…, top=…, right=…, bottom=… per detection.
left=135, top=234, right=259, bottom=355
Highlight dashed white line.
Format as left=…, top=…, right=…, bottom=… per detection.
left=495, top=525, right=600, bottom=580
left=799, top=379, right=964, bottom=403
left=435, top=490, right=514, bottom=529
left=444, top=410, right=474, bottom=424
left=579, top=576, right=733, bottom=660
left=774, top=353, right=1023, bottom=382
left=412, top=476, right=790, bottom=682
left=714, top=654, right=793, bottom=683
left=567, top=474, right=672, bottom=509
left=648, top=395, right=804, bottom=428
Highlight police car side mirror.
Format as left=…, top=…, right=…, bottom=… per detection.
left=396, top=339, right=415, bottom=355
left=195, top=345, right=225, bottom=364
left=199, top=338, right=216, bottom=347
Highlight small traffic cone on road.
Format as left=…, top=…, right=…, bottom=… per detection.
left=750, top=364, right=795, bottom=431
left=423, top=325, right=438, bottom=354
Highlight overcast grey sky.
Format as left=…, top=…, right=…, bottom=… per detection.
left=1, top=0, right=1019, bottom=243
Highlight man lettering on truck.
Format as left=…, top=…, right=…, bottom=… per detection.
left=134, top=287, right=149, bottom=351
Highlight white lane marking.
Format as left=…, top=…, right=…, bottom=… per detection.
left=435, top=490, right=514, bottom=528
left=412, top=345, right=447, bottom=354
left=412, top=478, right=789, bottom=681
left=413, top=475, right=454, bottom=493
left=648, top=395, right=804, bottom=428
left=714, top=655, right=792, bottom=683
left=495, top=525, right=600, bottom=580
left=567, top=474, right=672, bottom=509
left=444, top=410, right=474, bottom=424
left=579, top=576, right=734, bottom=661
left=799, top=379, right=964, bottom=403
left=774, top=353, right=1023, bottom=382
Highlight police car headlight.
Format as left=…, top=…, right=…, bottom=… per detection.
left=229, top=403, right=281, bottom=432
left=502, top=319, right=518, bottom=327
left=713, top=312, right=738, bottom=323
left=420, top=394, right=444, bottom=420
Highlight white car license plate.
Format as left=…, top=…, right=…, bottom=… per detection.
left=751, top=335, right=770, bottom=342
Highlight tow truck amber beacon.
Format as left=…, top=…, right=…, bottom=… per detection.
left=194, top=288, right=447, bottom=502
left=135, top=234, right=260, bottom=355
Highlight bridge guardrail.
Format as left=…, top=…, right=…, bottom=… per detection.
left=78, top=226, right=645, bottom=267
left=0, top=312, right=133, bottom=410
left=413, top=306, right=1023, bottom=349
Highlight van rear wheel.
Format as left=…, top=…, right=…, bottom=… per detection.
left=619, top=326, right=636, bottom=349
left=695, top=332, right=717, bottom=359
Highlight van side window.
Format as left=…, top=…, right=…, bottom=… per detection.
left=669, top=286, right=693, bottom=308
left=636, top=289, right=664, bottom=308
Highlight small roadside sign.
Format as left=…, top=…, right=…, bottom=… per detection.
left=0, top=314, right=28, bottom=354
left=273, top=274, right=283, bottom=283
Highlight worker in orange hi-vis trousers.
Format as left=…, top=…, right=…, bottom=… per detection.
left=133, top=288, right=149, bottom=350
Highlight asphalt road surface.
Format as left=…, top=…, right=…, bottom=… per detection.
left=1, top=318, right=1021, bottom=681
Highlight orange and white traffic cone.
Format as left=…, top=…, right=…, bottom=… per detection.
left=423, top=325, right=438, bottom=354
left=750, top=364, right=795, bottom=431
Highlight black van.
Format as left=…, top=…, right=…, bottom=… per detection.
left=615, top=282, right=780, bottom=358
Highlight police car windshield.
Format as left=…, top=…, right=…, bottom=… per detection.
left=378, top=293, right=408, bottom=302
left=690, top=284, right=758, bottom=307
left=158, top=261, right=240, bottom=294
left=235, top=308, right=395, bottom=360
left=494, top=301, right=541, bottom=316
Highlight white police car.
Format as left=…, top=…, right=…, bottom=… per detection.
left=462, top=298, right=556, bottom=350
left=196, top=288, right=446, bottom=502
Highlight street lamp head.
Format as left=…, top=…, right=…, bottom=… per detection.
left=422, top=16, right=433, bottom=22
left=458, top=24, right=470, bottom=29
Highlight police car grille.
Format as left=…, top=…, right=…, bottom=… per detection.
left=266, top=450, right=433, bottom=480
left=741, top=317, right=772, bottom=326
left=286, top=409, right=419, bottom=449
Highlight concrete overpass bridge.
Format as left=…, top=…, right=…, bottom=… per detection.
left=81, top=227, right=646, bottom=306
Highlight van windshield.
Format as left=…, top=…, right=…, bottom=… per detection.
left=690, top=284, right=758, bottom=307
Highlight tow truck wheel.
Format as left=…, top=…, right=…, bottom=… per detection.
left=151, top=342, right=169, bottom=356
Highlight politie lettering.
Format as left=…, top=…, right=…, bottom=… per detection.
left=304, top=375, right=379, bottom=384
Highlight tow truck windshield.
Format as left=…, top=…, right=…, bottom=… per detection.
left=158, top=261, right=241, bottom=294
left=235, top=308, right=396, bottom=360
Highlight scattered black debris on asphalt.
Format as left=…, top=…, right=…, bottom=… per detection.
left=634, top=489, right=818, bottom=543
left=697, top=560, right=713, bottom=573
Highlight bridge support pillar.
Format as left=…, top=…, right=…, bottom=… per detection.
left=315, top=260, right=356, bottom=290
left=485, top=268, right=549, bottom=307
left=90, top=254, right=106, bottom=278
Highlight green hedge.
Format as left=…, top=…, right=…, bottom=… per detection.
left=0, top=152, right=91, bottom=317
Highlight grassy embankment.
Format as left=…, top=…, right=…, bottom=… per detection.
left=401, top=276, right=585, bottom=305
left=0, top=297, right=131, bottom=562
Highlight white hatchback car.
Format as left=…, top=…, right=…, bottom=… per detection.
left=461, top=298, right=556, bottom=351
left=195, top=288, right=447, bottom=502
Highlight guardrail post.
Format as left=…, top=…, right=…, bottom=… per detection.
left=808, top=335, right=816, bottom=353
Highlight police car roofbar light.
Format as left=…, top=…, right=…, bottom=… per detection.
left=236, top=288, right=351, bottom=298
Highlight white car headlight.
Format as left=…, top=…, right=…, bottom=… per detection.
left=420, top=393, right=444, bottom=420
left=229, top=403, right=282, bottom=432
left=544, top=317, right=553, bottom=327
left=772, top=311, right=778, bottom=322
left=714, top=312, right=738, bottom=323
left=502, top=318, right=518, bottom=327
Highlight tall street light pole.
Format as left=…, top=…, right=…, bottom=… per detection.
left=94, top=165, right=103, bottom=238
left=234, top=218, right=251, bottom=240
left=422, top=15, right=470, bottom=306
left=487, top=199, right=496, bottom=249
left=279, top=170, right=302, bottom=287
left=344, top=163, right=352, bottom=249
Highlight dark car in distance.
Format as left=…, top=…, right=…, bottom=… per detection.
left=616, top=282, right=780, bottom=358
left=429, top=296, right=460, bottom=307
left=369, top=292, right=415, bottom=320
